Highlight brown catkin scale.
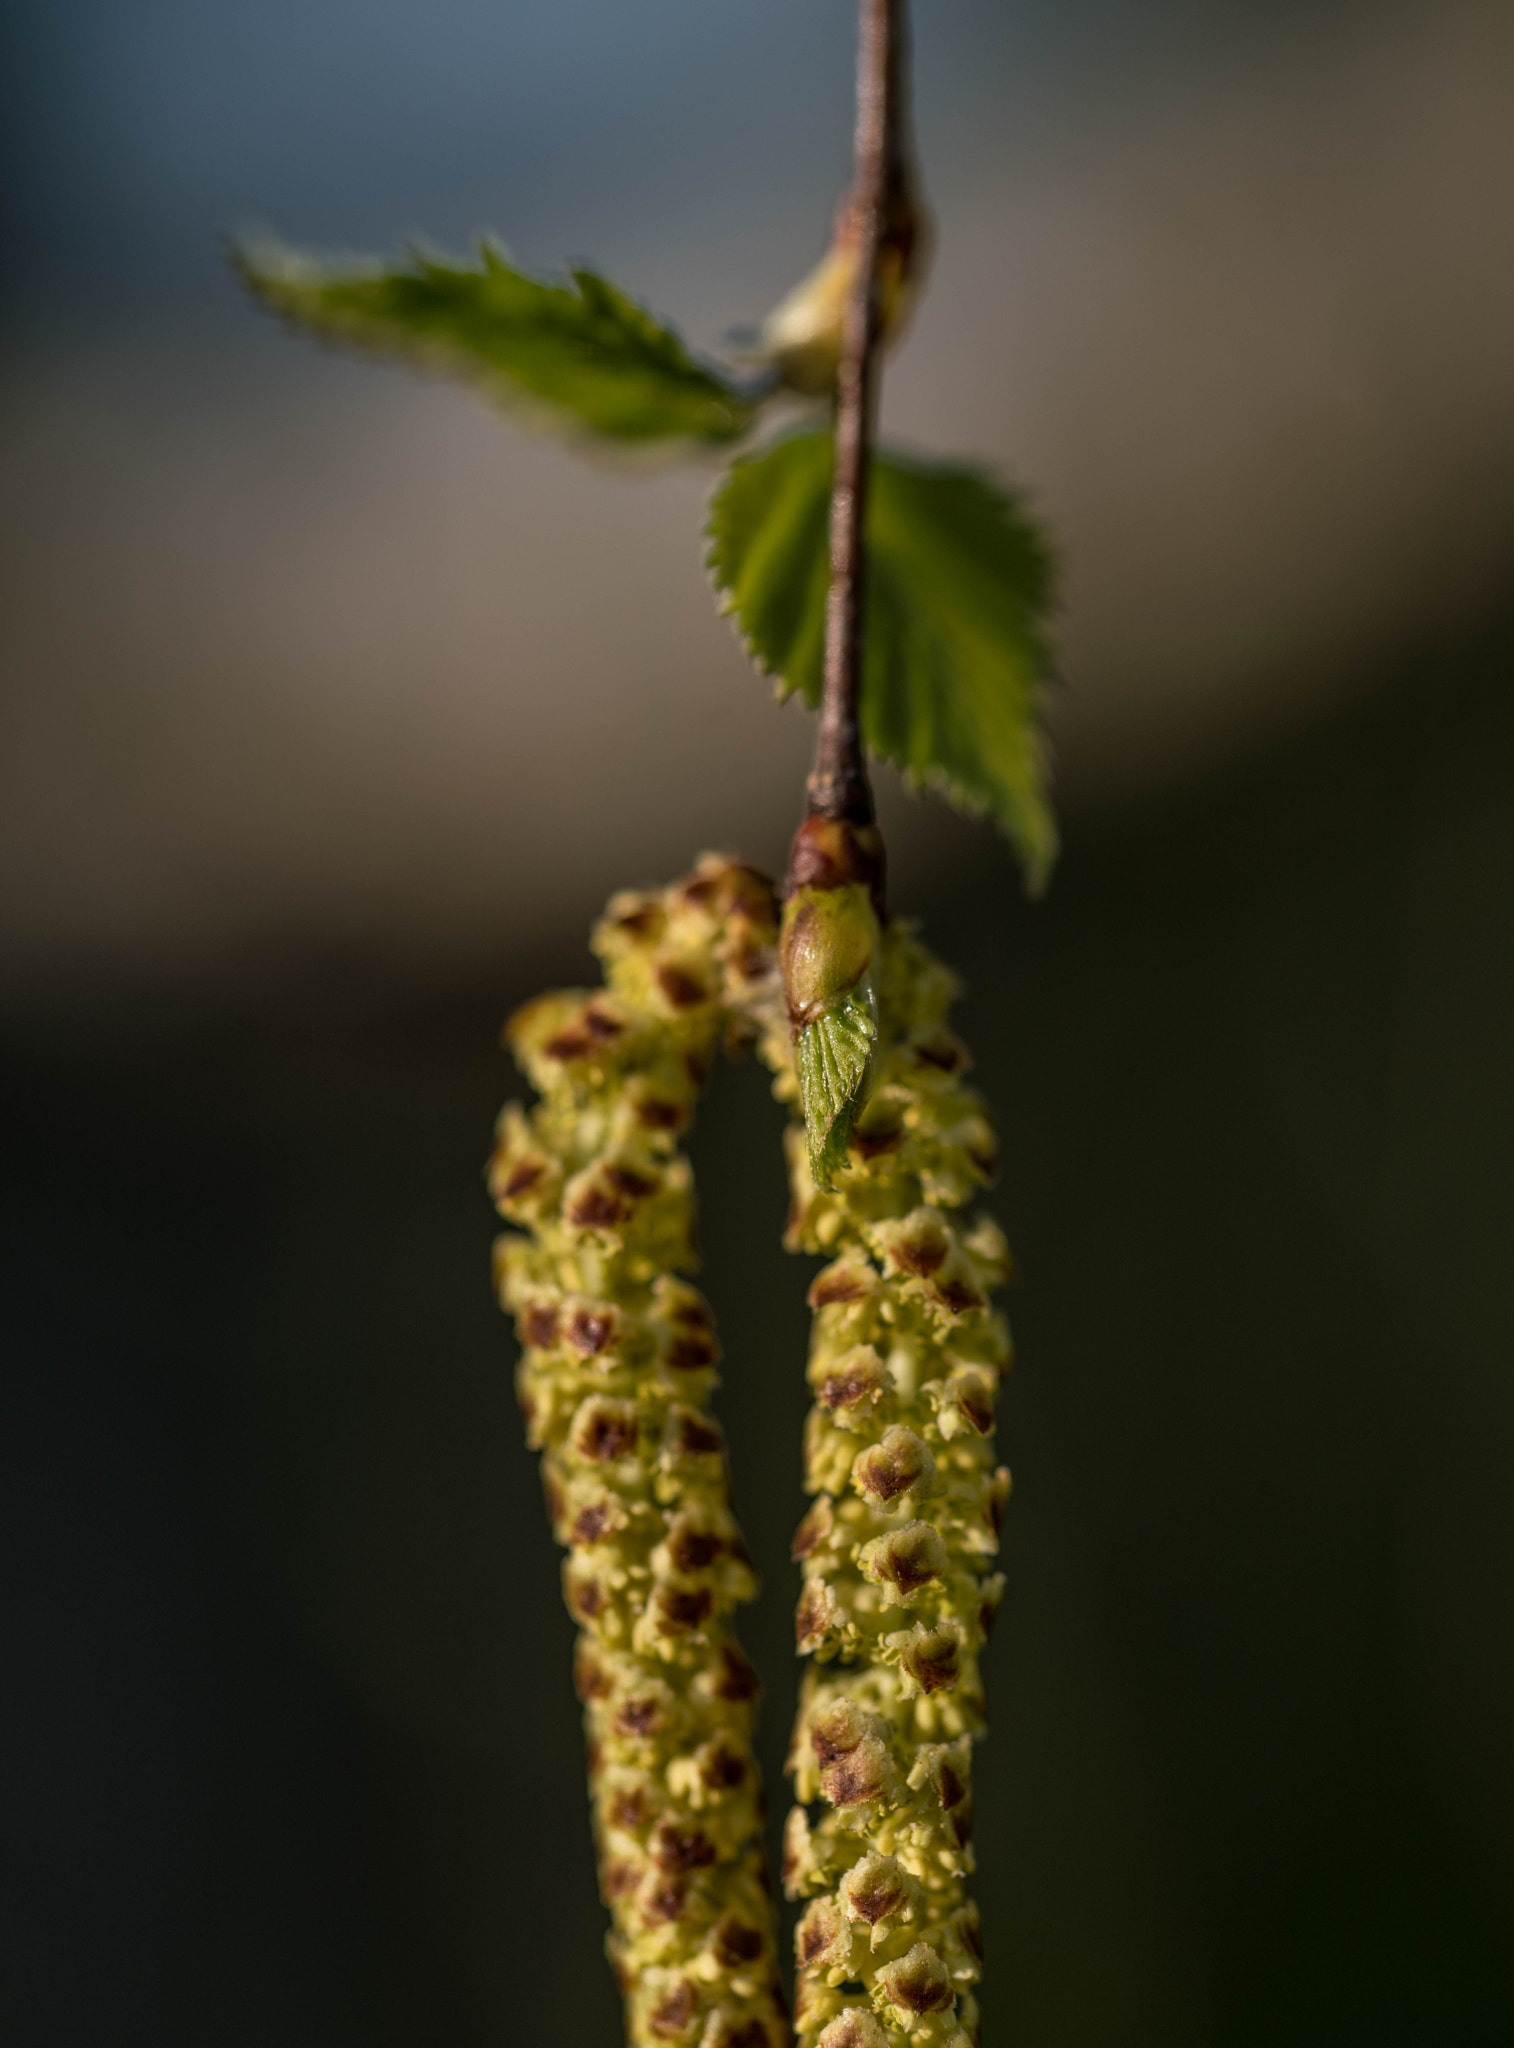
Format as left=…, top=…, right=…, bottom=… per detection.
left=749, top=924, right=1010, bottom=2048
left=490, top=855, right=791, bottom=2048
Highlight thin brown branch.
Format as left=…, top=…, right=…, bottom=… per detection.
left=806, top=0, right=909, bottom=829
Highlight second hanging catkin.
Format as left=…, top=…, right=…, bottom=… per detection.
left=755, top=925, right=1009, bottom=2048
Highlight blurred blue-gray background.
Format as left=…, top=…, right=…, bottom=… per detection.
left=3, top=2, right=1512, bottom=2042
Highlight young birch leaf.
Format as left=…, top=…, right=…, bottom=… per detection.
left=707, top=432, right=1059, bottom=889
left=235, top=238, right=757, bottom=447
left=794, top=984, right=879, bottom=1190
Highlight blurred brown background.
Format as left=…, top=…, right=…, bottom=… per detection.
left=3, top=2, right=1512, bottom=2042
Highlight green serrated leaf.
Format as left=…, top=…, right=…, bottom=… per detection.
left=235, top=237, right=757, bottom=446
left=706, top=433, right=1059, bottom=889
left=794, top=981, right=879, bottom=1191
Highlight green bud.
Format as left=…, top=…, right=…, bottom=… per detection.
left=781, top=883, right=879, bottom=1028
left=755, top=172, right=932, bottom=399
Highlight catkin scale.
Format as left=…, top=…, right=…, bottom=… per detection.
left=491, top=857, right=791, bottom=2048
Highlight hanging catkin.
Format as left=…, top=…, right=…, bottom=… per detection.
left=754, top=923, right=1008, bottom=2048
left=489, top=855, right=791, bottom=2048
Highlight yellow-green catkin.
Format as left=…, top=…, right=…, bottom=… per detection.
left=755, top=925, right=1009, bottom=2048
left=489, top=855, right=791, bottom=2048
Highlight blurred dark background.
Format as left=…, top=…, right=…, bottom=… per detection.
left=2, top=2, right=1512, bottom=2043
